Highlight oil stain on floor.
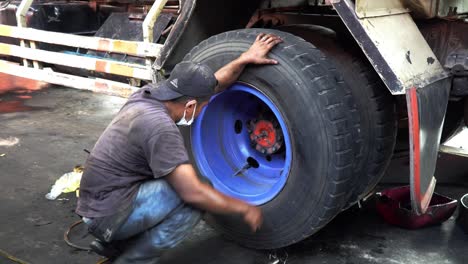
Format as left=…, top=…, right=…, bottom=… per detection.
left=0, top=73, right=48, bottom=113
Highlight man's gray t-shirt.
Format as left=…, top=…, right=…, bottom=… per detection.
left=76, top=88, right=189, bottom=218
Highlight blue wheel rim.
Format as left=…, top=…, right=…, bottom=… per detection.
left=192, top=83, right=292, bottom=205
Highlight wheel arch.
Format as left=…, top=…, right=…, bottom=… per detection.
left=160, top=1, right=352, bottom=72
left=159, top=0, right=262, bottom=70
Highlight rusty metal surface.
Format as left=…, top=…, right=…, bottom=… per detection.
left=446, top=51, right=468, bottom=75
left=419, top=19, right=468, bottom=96
left=355, top=0, right=409, bottom=18
left=419, top=20, right=468, bottom=71
left=357, top=0, right=468, bottom=18
left=438, top=0, right=468, bottom=16
left=246, top=5, right=339, bottom=28
left=88, top=12, right=172, bottom=66
left=154, top=0, right=196, bottom=69
left=159, top=0, right=262, bottom=70
left=0, top=60, right=138, bottom=98
left=333, top=0, right=448, bottom=95
left=401, top=0, right=439, bottom=18
left=143, top=0, right=169, bottom=45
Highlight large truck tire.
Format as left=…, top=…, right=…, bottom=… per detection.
left=280, top=26, right=398, bottom=205
left=342, top=55, right=397, bottom=204
left=182, top=29, right=361, bottom=249
left=320, top=35, right=397, bottom=205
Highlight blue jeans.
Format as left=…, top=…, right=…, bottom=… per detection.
left=85, top=179, right=202, bottom=264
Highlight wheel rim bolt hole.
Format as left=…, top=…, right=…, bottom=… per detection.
left=247, top=157, right=259, bottom=168
left=234, top=120, right=243, bottom=134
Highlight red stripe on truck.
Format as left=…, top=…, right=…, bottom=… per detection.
left=409, top=87, right=421, bottom=201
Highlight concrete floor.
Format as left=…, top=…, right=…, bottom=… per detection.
left=1, top=83, right=467, bottom=264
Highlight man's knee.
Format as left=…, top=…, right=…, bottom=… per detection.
left=150, top=205, right=202, bottom=249
left=167, top=204, right=202, bottom=235
left=113, top=206, right=202, bottom=262
left=177, top=205, right=202, bottom=228
left=132, top=179, right=184, bottom=222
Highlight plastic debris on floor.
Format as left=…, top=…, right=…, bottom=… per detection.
left=0, top=136, right=19, bottom=147
left=45, top=165, right=83, bottom=200
left=375, top=185, right=457, bottom=229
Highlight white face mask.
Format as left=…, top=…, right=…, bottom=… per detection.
left=176, top=103, right=197, bottom=126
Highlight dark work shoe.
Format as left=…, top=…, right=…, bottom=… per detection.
left=90, top=239, right=122, bottom=259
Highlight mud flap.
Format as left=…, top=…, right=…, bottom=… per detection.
left=406, top=78, right=450, bottom=214
left=332, top=0, right=452, bottom=214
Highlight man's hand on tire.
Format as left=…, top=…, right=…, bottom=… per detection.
left=243, top=206, right=263, bottom=232
left=212, top=33, right=282, bottom=93
left=240, top=33, right=282, bottom=65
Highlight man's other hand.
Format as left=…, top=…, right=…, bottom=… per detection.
left=240, top=33, right=283, bottom=65
left=243, top=205, right=263, bottom=232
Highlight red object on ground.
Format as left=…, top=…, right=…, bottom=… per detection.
left=376, top=186, right=457, bottom=229
left=0, top=73, right=48, bottom=113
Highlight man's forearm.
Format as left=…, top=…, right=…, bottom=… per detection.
left=167, top=163, right=263, bottom=230
left=186, top=183, right=250, bottom=216
left=214, top=56, right=249, bottom=93
left=167, top=164, right=250, bottom=216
